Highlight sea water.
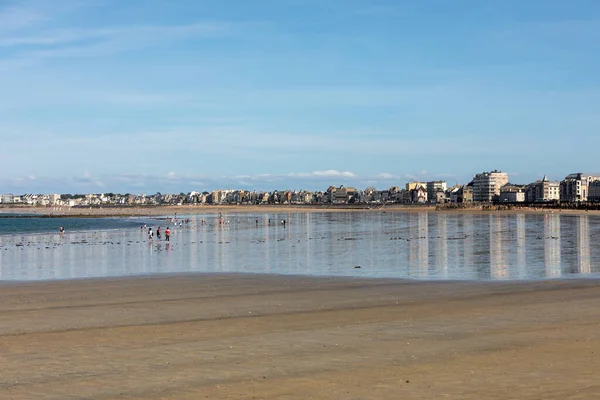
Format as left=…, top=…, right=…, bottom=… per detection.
left=0, top=212, right=599, bottom=281
left=0, top=214, right=156, bottom=234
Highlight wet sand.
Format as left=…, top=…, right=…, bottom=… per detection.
left=1, top=274, right=599, bottom=399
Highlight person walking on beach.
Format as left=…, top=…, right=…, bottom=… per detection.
left=156, top=227, right=161, bottom=239
left=165, top=227, right=171, bottom=242
left=148, top=228, right=153, bottom=240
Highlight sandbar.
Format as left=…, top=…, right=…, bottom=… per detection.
left=1, top=274, right=599, bottom=399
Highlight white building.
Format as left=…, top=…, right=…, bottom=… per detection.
left=560, top=173, right=600, bottom=202
left=0, top=194, right=14, bottom=204
left=472, top=170, right=509, bottom=202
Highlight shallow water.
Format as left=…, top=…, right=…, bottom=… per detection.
left=0, top=214, right=156, bottom=235
left=0, top=212, right=599, bottom=281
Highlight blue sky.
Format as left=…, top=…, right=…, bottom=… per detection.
left=1, top=0, right=599, bottom=194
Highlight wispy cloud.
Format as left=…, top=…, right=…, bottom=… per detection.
left=0, top=21, right=230, bottom=68
left=288, top=170, right=357, bottom=179
left=0, top=4, right=46, bottom=32
left=374, top=173, right=397, bottom=180
left=1, top=22, right=229, bottom=47
left=0, top=0, right=104, bottom=34
left=352, top=5, right=403, bottom=16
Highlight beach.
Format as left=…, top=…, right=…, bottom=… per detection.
left=1, top=274, right=599, bottom=399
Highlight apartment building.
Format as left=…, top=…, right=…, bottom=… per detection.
left=499, top=184, right=526, bottom=203
left=588, top=181, right=600, bottom=202
left=405, top=181, right=425, bottom=191
left=472, top=170, right=509, bottom=202
left=0, top=194, right=14, bottom=204
left=426, top=181, right=447, bottom=202
left=559, top=173, right=600, bottom=202
left=525, top=175, right=560, bottom=202
left=332, top=186, right=356, bottom=204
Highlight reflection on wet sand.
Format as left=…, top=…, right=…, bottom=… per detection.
left=516, top=214, right=526, bottom=277
left=577, top=216, right=591, bottom=273
left=408, top=212, right=429, bottom=277
left=490, top=215, right=509, bottom=279
left=0, top=212, right=599, bottom=281
left=545, top=214, right=561, bottom=278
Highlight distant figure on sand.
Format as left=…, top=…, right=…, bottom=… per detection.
left=59, top=226, right=65, bottom=235
left=148, top=228, right=153, bottom=240
left=156, top=227, right=161, bottom=239
left=165, top=227, right=171, bottom=242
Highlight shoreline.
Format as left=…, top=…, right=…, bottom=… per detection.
left=3, top=203, right=600, bottom=217
left=3, top=269, right=586, bottom=286
left=1, top=273, right=599, bottom=399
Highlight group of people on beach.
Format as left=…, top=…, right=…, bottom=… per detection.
left=143, top=225, right=171, bottom=242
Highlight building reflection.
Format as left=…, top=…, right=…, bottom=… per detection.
left=490, top=215, right=509, bottom=279
left=470, top=216, right=491, bottom=280
left=515, top=214, right=526, bottom=276
left=433, top=214, right=448, bottom=277
left=408, top=213, right=429, bottom=277
left=461, top=214, right=474, bottom=278
left=544, top=214, right=561, bottom=278
left=576, top=215, right=591, bottom=274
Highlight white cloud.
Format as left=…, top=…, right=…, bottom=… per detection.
left=289, top=170, right=357, bottom=179
left=375, top=173, right=397, bottom=180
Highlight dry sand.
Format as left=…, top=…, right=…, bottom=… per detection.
left=1, top=274, right=599, bottom=399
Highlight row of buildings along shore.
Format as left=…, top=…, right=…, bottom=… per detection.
left=2, top=171, right=600, bottom=207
